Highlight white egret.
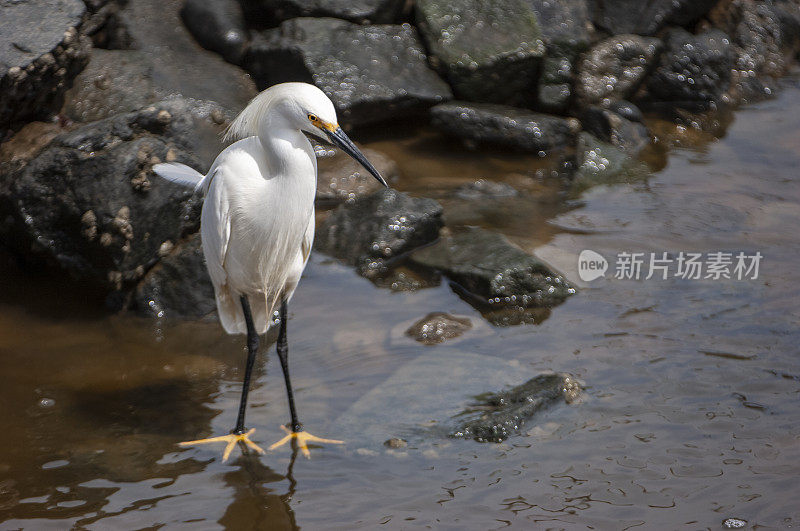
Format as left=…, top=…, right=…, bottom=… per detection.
left=154, top=82, right=387, bottom=460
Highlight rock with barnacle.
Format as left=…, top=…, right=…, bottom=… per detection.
left=0, top=99, right=209, bottom=302
left=451, top=373, right=580, bottom=443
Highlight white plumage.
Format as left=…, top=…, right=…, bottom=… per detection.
left=154, top=82, right=386, bottom=460
left=155, top=83, right=339, bottom=334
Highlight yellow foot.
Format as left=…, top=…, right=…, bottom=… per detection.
left=178, top=428, right=265, bottom=462
left=268, top=425, right=343, bottom=459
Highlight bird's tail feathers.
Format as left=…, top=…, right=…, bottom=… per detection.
left=153, top=162, right=206, bottom=192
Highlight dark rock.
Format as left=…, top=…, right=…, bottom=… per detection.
left=315, top=189, right=444, bottom=277
left=571, top=131, right=646, bottom=192
left=406, top=312, right=472, bottom=345
left=580, top=105, right=651, bottom=157
left=453, top=180, right=519, bottom=200
left=430, top=102, right=579, bottom=154
left=316, top=147, right=400, bottom=205
left=0, top=0, right=91, bottom=136
left=590, top=0, right=719, bottom=36
left=383, top=438, right=408, bottom=448
left=0, top=99, right=213, bottom=299
left=244, top=18, right=452, bottom=128
left=81, top=0, right=135, bottom=50
left=415, top=0, right=545, bottom=105
left=646, top=29, right=733, bottom=108
left=451, top=373, right=580, bottom=442
left=240, top=0, right=408, bottom=26
left=181, top=0, right=248, bottom=64
left=410, top=227, right=574, bottom=309
left=132, top=233, right=216, bottom=320
left=575, top=35, right=662, bottom=106
left=709, top=0, right=800, bottom=102
left=114, top=0, right=257, bottom=115
left=529, top=0, right=593, bottom=112
left=62, top=49, right=156, bottom=123
left=608, top=99, right=644, bottom=122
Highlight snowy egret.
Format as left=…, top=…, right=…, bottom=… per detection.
left=154, top=82, right=387, bottom=460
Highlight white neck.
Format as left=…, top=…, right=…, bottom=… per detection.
left=258, top=116, right=317, bottom=181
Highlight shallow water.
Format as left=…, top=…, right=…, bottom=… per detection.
left=2, top=74, right=800, bottom=529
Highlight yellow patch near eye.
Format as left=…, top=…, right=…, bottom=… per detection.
left=319, top=121, right=338, bottom=132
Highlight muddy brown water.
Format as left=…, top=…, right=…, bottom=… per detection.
left=2, top=75, right=800, bottom=529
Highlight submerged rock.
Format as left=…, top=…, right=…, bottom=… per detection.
left=316, top=147, right=399, bottom=205
left=244, top=18, right=452, bottom=127
left=646, top=29, right=733, bottom=109
left=575, top=35, right=662, bottom=106
left=590, top=0, right=719, bottom=36
left=452, top=180, right=519, bottom=200
left=315, top=189, right=444, bottom=277
left=410, top=227, right=574, bottom=309
left=580, top=104, right=651, bottom=157
left=571, top=131, right=646, bottom=191
left=181, top=0, right=249, bottom=65
left=132, top=233, right=216, bottom=320
left=406, top=312, right=472, bottom=345
left=240, top=0, right=408, bottom=25
left=415, top=0, right=545, bottom=106
left=452, top=373, right=580, bottom=443
left=0, top=99, right=212, bottom=301
left=0, top=0, right=91, bottom=135
left=430, top=102, right=579, bottom=154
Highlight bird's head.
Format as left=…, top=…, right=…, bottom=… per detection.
left=272, top=83, right=389, bottom=188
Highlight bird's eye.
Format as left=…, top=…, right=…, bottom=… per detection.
left=307, top=113, right=318, bottom=122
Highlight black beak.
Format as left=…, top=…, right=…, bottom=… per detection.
left=325, top=127, right=389, bottom=188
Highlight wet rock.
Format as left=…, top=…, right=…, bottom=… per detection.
left=62, top=49, right=156, bottom=123
left=646, top=29, right=733, bottom=109
left=406, top=312, right=472, bottom=345
left=415, top=0, right=545, bottom=106
left=453, top=180, right=519, bottom=200
left=452, top=373, right=580, bottom=442
left=244, top=18, right=452, bottom=128
left=132, top=233, right=216, bottom=320
left=590, top=0, right=719, bottom=36
left=709, top=0, right=800, bottom=102
left=580, top=105, right=651, bottom=157
left=575, top=35, right=662, bottom=106
left=430, top=102, right=578, bottom=154
left=410, top=227, right=574, bottom=309
left=315, top=189, right=444, bottom=277
left=384, top=438, right=408, bottom=448
left=571, top=131, right=645, bottom=191
left=181, top=0, right=248, bottom=65
left=0, top=99, right=210, bottom=300
left=0, top=0, right=92, bottom=136
left=80, top=0, right=134, bottom=50
left=316, top=147, right=400, bottom=206
left=240, top=0, right=408, bottom=26
left=529, top=0, right=593, bottom=112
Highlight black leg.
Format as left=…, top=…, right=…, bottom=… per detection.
left=233, top=295, right=260, bottom=435
left=276, top=300, right=302, bottom=432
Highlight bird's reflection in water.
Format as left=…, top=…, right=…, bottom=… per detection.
left=219, top=445, right=300, bottom=530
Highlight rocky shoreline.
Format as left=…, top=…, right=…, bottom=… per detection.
left=2, top=0, right=799, bottom=327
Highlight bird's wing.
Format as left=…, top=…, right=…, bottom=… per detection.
left=153, top=162, right=207, bottom=192
left=201, top=167, right=230, bottom=288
